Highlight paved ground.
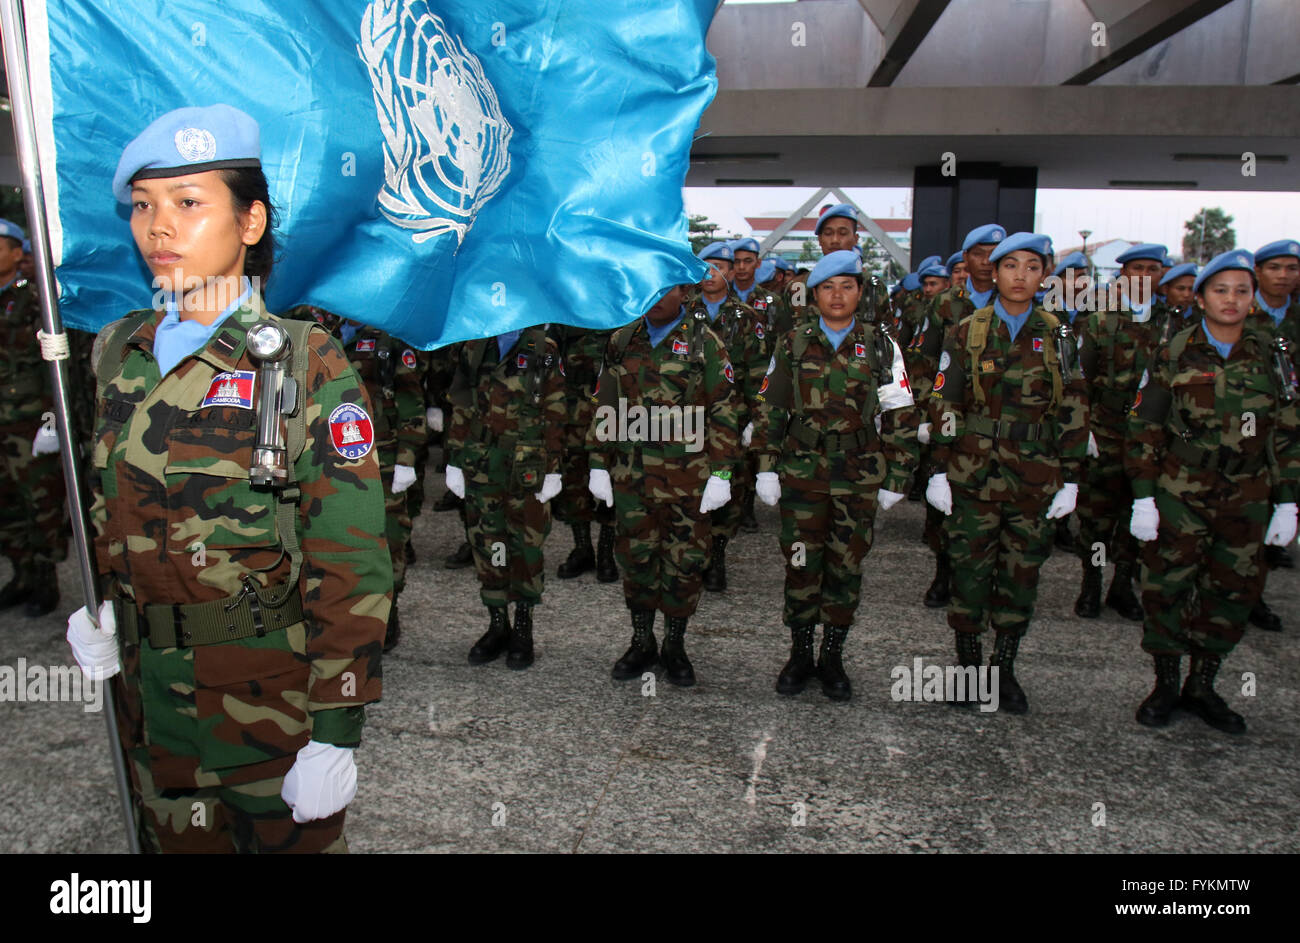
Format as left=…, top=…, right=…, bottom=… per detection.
left=3, top=474, right=1298, bottom=853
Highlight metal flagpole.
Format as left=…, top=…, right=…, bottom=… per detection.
left=0, top=0, right=141, bottom=854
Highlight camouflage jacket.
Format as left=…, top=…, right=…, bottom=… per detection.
left=90, top=295, right=391, bottom=784
left=754, top=318, right=919, bottom=496
left=552, top=324, right=618, bottom=450
left=1126, top=321, right=1300, bottom=506
left=333, top=323, right=427, bottom=468
left=929, top=306, right=1091, bottom=500
left=425, top=342, right=461, bottom=412
left=586, top=314, right=741, bottom=501
left=1249, top=297, right=1300, bottom=349
left=445, top=326, right=567, bottom=490
left=896, top=294, right=950, bottom=403
left=0, top=277, right=49, bottom=425
left=1078, top=297, right=1179, bottom=439
left=686, top=288, right=770, bottom=434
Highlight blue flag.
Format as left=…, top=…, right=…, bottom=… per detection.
left=25, top=0, right=716, bottom=347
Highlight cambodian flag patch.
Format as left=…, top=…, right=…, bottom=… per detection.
left=402, top=348, right=417, bottom=368
left=516, top=353, right=528, bottom=369
left=755, top=323, right=765, bottom=339
left=1033, top=337, right=1044, bottom=352
left=201, top=370, right=255, bottom=409
left=328, top=403, right=375, bottom=460
left=724, top=361, right=735, bottom=383
left=854, top=343, right=867, bottom=358
left=672, top=339, right=690, bottom=356
left=355, top=338, right=376, bottom=352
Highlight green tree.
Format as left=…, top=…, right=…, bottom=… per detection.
left=798, top=238, right=818, bottom=263
left=1182, top=208, right=1235, bottom=264
left=689, top=214, right=722, bottom=254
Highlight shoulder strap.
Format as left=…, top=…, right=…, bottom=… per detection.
left=790, top=327, right=814, bottom=415
left=967, top=306, right=994, bottom=406
left=93, top=311, right=152, bottom=402
left=1035, top=310, right=1064, bottom=410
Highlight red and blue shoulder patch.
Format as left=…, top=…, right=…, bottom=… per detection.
left=402, top=348, right=417, bottom=368
left=329, top=402, right=375, bottom=460
left=201, top=370, right=255, bottom=409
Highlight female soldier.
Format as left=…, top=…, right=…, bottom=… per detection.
left=925, top=233, right=1089, bottom=714
left=753, top=250, right=918, bottom=702
left=65, top=105, right=392, bottom=852
left=1127, top=250, right=1299, bottom=734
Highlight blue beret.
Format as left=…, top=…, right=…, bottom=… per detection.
left=808, top=249, right=863, bottom=289
left=962, top=224, right=1006, bottom=251
left=902, top=272, right=921, bottom=292
left=697, top=241, right=734, bottom=263
left=1053, top=251, right=1088, bottom=277
left=728, top=237, right=761, bottom=256
left=1158, top=262, right=1197, bottom=287
left=919, top=262, right=950, bottom=279
left=1115, top=242, right=1168, bottom=264
left=1194, top=250, right=1255, bottom=294
left=916, top=255, right=942, bottom=272
left=1162, top=255, right=1176, bottom=268
left=21, top=239, right=31, bottom=253
left=0, top=220, right=25, bottom=243
left=113, top=104, right=261, bottom=204
left=1254, top=239, right=1300, bottom=264
left=756, top=260, right=777, bottom=284
left=946, top=251, right=964, bottom=269
left=990, top=232, right=1053, bottom=264
left=814, top=203, right=858, bottom=235
left=771, top=256, right=795, bottom=273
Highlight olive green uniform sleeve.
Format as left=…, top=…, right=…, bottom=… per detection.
left=393, top=343, right=428, bottom=468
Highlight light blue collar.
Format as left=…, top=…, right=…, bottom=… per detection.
left=703, top=297, right=724, bottom=322
left=1201, top=318, right=1234, bottom=359
left=818, top=315, right=856, bottom=352
left=1256, top=290, right=1288, bottom=326
left=993, top=297, right=1031, bottom=343
left=734, top=282, right=755, bottom=303
left=645, top=308, right=686, bottom=348
left=966, top=278, right=994, bottom=309
left=153, top=276, right=252, bottom=376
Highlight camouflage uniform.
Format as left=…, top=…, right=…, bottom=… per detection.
left=90, top=295, right=391, bottom=853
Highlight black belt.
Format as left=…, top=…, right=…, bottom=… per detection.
left=1168, top=437, right=1268, bottom=476
left=964, top=416, right=1048, bottom=441
left=786, top=418, right=874, bottom=454
left=117, top=579, right=303, bottom=649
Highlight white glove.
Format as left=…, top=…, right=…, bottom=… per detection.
left=1129, top=496, right=1159, bottom=542
left=391, top=464, right=416, bottom=494
left=588, top=468, right=614, bottom=508
left=741, top=422, right=753, bottom=448
left=917, top=422, right=931, bottom=446
left=1265, top=502, right=1298, bottom=547
left=925, top=473, right=952, bottom=516
left=445, top=465, right=465, bottom=499
left=426, top=407, right=444, bottom=433
left=32, top=425, right=59, bottom=457
left=280, top=740, right=357, bottom=824
left=755, top=471, right=781, bottom=507
left=1086, top=431, right=1099, bottom=458
left=65, top=601, right=121, bottom=680
left=699, top=474, right=733, bottom=514
left=534, top=472, right=562, bottom=504
left=1045, top=482, right=1078, bottom=519
left=878, top=489, right=905, bottom=511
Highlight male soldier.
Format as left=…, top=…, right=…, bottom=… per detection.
left=0, top=219, right=66, bottom=616
left=1156, top=263, right=1197, bottom=319
left=947, top=251, right=968, bottom=287
left=402, top=348, right=433, bottom=565
left=445, top=327, right=566, bottom=669
left=781, top=204, right=862, bottom=330
left=691, top=242, right=769, bottom=587
left=1074, top=243, right=1167, bottom=622
left=426, top=342, right=475, bottom=569
left=551, top=322, right=620, bottom=583
left=1042, top=249, right=1092, bottom=552
left=587, top=285, right=741, bottom=686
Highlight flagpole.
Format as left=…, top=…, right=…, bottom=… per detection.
left=1, top=0, right=141, bottom=854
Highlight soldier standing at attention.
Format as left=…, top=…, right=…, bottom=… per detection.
left=1155, top=263, right=1197, bottom=320
left=753, top=250, right=917, bottom=702
left=926, top=233, right=1089, bottom=714
left=1128, top=250, right=1299, bottom=734
left=64, top=105, right=391, bottom=851
left=587, top=285, right=741, bottom=686
left=0, top=218, right=67, bottom=616
left=1042, top=249, right=1092, bottom=553
left=444, top=326, right=566, bottom=669
left=947, top=251, right=967, bottom=288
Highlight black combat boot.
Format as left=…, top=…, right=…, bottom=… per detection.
left=989, top=632, right=1028, bottom=714
left=0, top=561, right=32, bottom=610
left=1054, top=516, right=1075, bottom=552
left=468, top=605, right=510, bottom=664
left=1135, top=654, right=1182, bottom=727
left=1074, top=560, right=1102, bottom=618
left=22, top=563, right=59, bottom=618
left=1266, top=544, right=1294, bottom=570
left=1249, top=598, right=1282, bottom=632
left=923, top=553, right=951, bottom=608
left=776, top=624, right=817, bottom=696
left=741, top=489, right=758, bottom=532
left=1105, top=561, right=1144, bottom=621
left=1180, top=653, right=1245, bottom=734
left=433, top=490, right=463, bottom=512
left=557, top=522, right=595, bottom=578
left=383, top=600, right=401, bottom=653
left=660, top=615, right=695, bottom=687
left=817, top=625, right=852, bottom=702
left=506, top=602, right=535, bottom=670
left=404, top=542, right=416, bottom=566
left=950, top=632, right=983, bottom=709
left=703, top=535, right=728, bottom=592
left=612, top=609, right=658, bottom=680
left=444, top=541, right=473, bottom=569
left=595, top=523, right=620, bottom=583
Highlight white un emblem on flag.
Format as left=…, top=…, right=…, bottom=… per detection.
left=359, top=0, right=513, bottom=245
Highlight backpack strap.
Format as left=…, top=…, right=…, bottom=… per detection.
left=966, top=306, right=994, bottom=406
left=92, top=310, right=152, bottom=402
left=1035, top=309, right=1065, bottom=411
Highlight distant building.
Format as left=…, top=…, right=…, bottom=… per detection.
left=746, top=211, right=912, bottom=261
left=1055, top=238, right=1174, bottom=283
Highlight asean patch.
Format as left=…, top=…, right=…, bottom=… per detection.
left=672, top=339, right=690, bottom=356
left=402, top=348, right=417, bottom=368
left=933, top=371, right=946, bottom=392
left=758, top=374, right=770, bottom=395
left=516, top=353, right=528, bottom=369
left=724, top=361, right=735, bottom=383
left=201, top=370, right=255, bottom=409
left=355, top=338, right=376, bottom=352
left=329, top=403, right=375, bottom=460
left=854, top=343, right=867, bottom=358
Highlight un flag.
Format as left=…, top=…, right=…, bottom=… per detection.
left=25, top=0, right=717, bottom=347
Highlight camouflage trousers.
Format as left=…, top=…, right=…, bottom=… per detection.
left=0, top=420, right=67, bottom=567
left=381, top=459, right=412, bottom=594
left=1139, top=487, right=1267, bottom=657
left=947, top=489, right=1052, bottom=637
left=710, top=452, right=754, bottom=539
left=465, top=482, right=551, bottom=607
left=918, top=449, right=948, bottom=556
left=778, top=486, right=877, bottom=627
left=613, top=486, right=709, bottom=618
left=553, top=443, right=612, bottom=525
left=1076, top=435, right=1137, bottom=566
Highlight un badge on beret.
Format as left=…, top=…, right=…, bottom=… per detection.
left=329, top=403, right=375, bottom=460
left=174, top=127, right=217, bottom=163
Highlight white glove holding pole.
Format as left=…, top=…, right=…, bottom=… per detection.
left=755, top=471, right=781, bottom=507
left=877, top=489, right=905, bottom=511
left=445, top=465, right=465, bottom=499
left=1045, top=482, right=1078, bottom=519
left=1129, top=496, right=1159, bottom=542
left=1264, top=502, right=1298, bottom=547
left=391, top=464, right=416, bottom=494
left=66, top=601, right=121, bottom=680
left=588, top=468, right=614, bottom=508
left=1086, top=432, right=1099, bottom=458
left=534, top=472, right=563, bottom=504
left=925, top=473, right=952, bottom=516
left=741, top=422, right=753, bottom=448
left=917, top=422, right=931, bottom=446
left=699, top=474, right=732, bottom=514
left=32, top=425, right=59, bottom=457
left=280, top=741, right=357, bottom=824
left=426, top=407, right=444, bottom=432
